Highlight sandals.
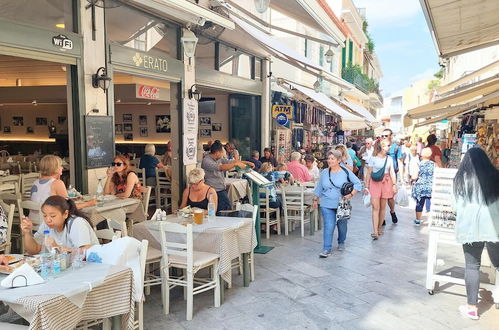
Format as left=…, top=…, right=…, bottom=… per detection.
left=370, top=233, right=379, bottom=240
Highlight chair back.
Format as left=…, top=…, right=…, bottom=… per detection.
left=136, top=167, right=146, bottom=187
left=155, top=167, right=171, bottom=188
left=21, top=173, right=41, bottom=199
left=18, top=161, right=33, bottom=173
left=130, top=158, right=141, bottom=168
left=240, top=203, right=256, bottom=212
left=0, top=200, right=15, bottom=253
left=283, top=185, right=305, bottom=211
left=0, top=175, right=21, bottom=188
left=20, top=200, right=43, bottom=229
left=159, top=222, right=193, bottom=270
left=258, top=187, right=271, bottom=209
left=94, top=221, right=122, bottom=242
left=142, top=186, right=152, bottom=218
left=0, top=182, right=18, bottom=195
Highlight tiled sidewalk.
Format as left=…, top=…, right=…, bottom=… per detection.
left=143, top=195, right=499, bottom=329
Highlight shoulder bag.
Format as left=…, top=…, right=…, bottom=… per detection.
left=328, top=166, right=354, bottom=196
left=371, top=157, right=388, bottom=182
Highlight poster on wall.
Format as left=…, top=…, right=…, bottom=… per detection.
left=212, top=123, right=222, bottom=131
left=183, top=98, right=198, bottom=134
left=115, top=124, right=123, bottom=135
left=140, top=127, right=148, bottom=137
left=139, top=115, right=147, bottom=125
left=156, top=115, right=171, bottom=133
left=85, top=116, right=114, bottom=169
left=183, top=133, right=197, bottom=165
left=199, top=116, right=211, bottom=126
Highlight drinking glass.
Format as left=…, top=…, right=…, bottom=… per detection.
left=193, top=210, right=203, bottom=224
left=71, top=247, right=86, bottom=269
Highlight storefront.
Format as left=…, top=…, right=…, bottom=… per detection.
left=0, top=0, right=84, bottom=186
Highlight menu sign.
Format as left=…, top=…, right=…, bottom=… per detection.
left=183, top=98, right=198, bottom=165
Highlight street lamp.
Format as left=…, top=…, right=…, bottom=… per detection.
left=254, top=0, right=270, bottom=13
left=92, top=67, right=111, bottom=91
left=325, top=47, right=335, bottom=64
left=188, top=84, right=202, bottom=101
left=313, top=77, right=322, bottom=93
left=181, top=30, right=198, bottom=58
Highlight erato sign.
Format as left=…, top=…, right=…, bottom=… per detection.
left=137, top=85, right=160, bottom=100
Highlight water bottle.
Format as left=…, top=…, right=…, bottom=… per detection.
left=40, top=230, right=52, bottom=279
left=51, top=248, right=61, bottom=275
left=42, top=230, right=50, bottom=254
left=207, top=192, right=216, bottom=221
left=67, top=185, right=75, bottom=198
left=96, top=178, right=104, bottom=206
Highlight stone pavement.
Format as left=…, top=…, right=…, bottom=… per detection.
left=143, top=195, right=499, bottom=329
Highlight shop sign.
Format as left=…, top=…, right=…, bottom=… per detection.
left=52, top=34, right=73, bottom=51
left=272, top=105, right=293, bottom=119
left=183, top=98, right=198, bottom=165
left=276, top=113, right=289, bottom=126
left=132, top=52, right=168, bottom=72
left=136, top=85, right=160, bottom=100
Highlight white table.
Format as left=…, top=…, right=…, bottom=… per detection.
left=225, top=178, right=251, bottom=204
left=133, top=215, right=256, bottom=287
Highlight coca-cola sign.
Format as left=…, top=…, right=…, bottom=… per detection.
left=136, top=85, right=160, bottom=100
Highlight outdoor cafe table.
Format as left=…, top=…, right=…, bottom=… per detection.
left=0, top=263, right=135, bottom=330
left=81, top=197, right=145, bottom=236
left=225, top=178, right=251, bottom=204
left=133, top=215, right=257, bottom=288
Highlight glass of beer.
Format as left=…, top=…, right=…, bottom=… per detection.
left=193, top=209, right=204, bottom=224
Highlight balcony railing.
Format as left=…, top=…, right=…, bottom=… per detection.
left=342, top=64, right=379, bottom=96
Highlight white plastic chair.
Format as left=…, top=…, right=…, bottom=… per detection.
left=259, top=187, right=281, bottom=239
left=0, top=201, right=15, bottom=254
left=282, top=185, right=312, bottom=237
left=159, top=222, right=220, bottom=321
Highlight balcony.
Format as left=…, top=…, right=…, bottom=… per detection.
left=342, top=64, right=379, bottom=96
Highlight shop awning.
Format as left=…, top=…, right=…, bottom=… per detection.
left=406, top=76, right=499, bottom=119
left=231, top=16, right=353, bottom=90
left=437, top=60, right=499, bottom=94
left=420, top=0, right=499, bottom=57
left=280, top=80, right=367, bottom=130
left=127, top=0, right=235, bottom=30
left=335, top=98, right=377, bottom=123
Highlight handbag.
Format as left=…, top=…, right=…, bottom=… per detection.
left=336, top=197, right=352, bottom=221
left=329, top=166, right=354, bottom=196
left=371, top=157, right=388, bottom=182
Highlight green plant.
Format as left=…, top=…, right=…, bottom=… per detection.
left=434, top=68, right=444, bottom=79
left=427, top=79, right=441, bottom=91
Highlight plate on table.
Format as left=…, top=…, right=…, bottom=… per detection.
left=0, top=255, right=24, bottom=275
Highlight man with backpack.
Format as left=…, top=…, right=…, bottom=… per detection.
left=382, top=128, right=404, bottom=224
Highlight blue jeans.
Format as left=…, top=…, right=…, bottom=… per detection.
left=320, top=207, right=347, bottom=251
left=216, top=190, right=232, bottom=214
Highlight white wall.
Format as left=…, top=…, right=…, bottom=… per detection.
left=443, top=45, right=499, bottom=84
left=196, top=93, right=229, bottom=144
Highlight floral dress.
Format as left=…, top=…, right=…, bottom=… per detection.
left=115, top=173, right=143, bottom=199
left=411, top=160, right=435, bottom=201
left=0, top=204, right=8, bottom=245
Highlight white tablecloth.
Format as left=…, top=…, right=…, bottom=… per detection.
left=225, top=178, right=251, bottom=203
left=133, top=215, right=256, bottom=285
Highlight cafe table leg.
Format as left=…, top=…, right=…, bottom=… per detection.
left=242, top=253, right=250, bottom=287
left=219, top=275, right=225, bottom=304
left=111, top=315, right=121, bottom=330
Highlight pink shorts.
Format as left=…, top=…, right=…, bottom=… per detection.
left=370, top=174, right=394, bottom=199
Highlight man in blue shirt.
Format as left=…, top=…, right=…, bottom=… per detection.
left=247, top=150, right=262, bottom=172
left=382, top=128, right=404, bottom=224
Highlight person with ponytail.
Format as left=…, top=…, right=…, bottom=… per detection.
left=21, top=196, right=99, bottom=255
left=453, top=147, right=499, bottom=320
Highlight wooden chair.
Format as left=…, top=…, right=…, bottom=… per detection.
left=141, top=186, right=152, bottom=219
left=0, top=175, right=21, bottom=188
left=0, top=182, right=19, bottom=195
left=159, top=222, right=220, bottom=320
left=155, top=168, right=172, bottom=210
left=0, top=191, right=23, bottom=253
left=18, top=161, right=33, bottom=174
left=0, top=201, right=15, bottom=254
left=136, top=167, right=146, bottom=187
left=130, top=158, right=141, bottom=168
left=259, top=187, right=281, bottom=239
left=282, top=185, right=312, bottom=237
left=20, top=173, right=40, bottom=199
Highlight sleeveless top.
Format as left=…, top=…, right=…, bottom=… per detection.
left=29, top=178, right=56, bottom=222
left=114, top=172, right=142, bottom=199
left=187, top=187, right=210, bottom=210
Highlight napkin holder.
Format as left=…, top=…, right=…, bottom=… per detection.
left=1, top=263, right=45, bottom=288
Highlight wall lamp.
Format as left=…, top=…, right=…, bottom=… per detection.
left=188, top=84, right=202, bottom=101
left=254, top=0, right=270, bottom=13
left=92, top=67, right=112, bottom=91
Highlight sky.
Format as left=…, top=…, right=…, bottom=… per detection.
left=349, top=0, right=440, bottom=96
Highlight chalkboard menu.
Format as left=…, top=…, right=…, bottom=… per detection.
left=85, top=116, right=114, bottom=169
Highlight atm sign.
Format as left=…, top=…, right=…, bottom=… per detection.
left=272, top=105, right=293, bottom=119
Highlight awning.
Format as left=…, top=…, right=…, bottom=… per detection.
left=336, top=98, right=377, bottom=123
left=279, top=80, right=367, bottom=130
left=420, top=0, right=499, bottom=57
left=406, top=76, right=499, bottom=119
left=127, top=0, right=235, bottom=30
left=437, top=60, right=499, bottom=94
left=231, top=16, right=353, bottom=90
left=270, top=0, right=345, bottom=44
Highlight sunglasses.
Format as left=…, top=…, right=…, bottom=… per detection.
left=382, top=134, right=390, bottom=138
left=111, top=162, right=123, bottom=167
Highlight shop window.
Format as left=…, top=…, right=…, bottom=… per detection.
left=218, top=44, right=255, bottom=80
left=106, top=4, right=178, bottom=57
left=0, top=0, right=73, bottom=32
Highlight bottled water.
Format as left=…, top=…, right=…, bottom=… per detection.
left=67, top=185, right=76, bottom=198
left=40, top=230, right=53, bottom=279
left=207, top=192, right=216, bottom=221
left=52, top=248, right=61, bottom=275
left=42, top=230, right=50, bottom=254
left=96, top=178, right=104, bottom=206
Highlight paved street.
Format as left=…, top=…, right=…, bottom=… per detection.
left=143, top=196, right=499, bottom=329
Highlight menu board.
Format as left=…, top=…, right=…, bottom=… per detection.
left=85, top=116, right=114, bottom=169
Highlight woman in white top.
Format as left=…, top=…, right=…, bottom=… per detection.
left=364, top=140, right=397, bottom=239
left=21, top=195, right=99, bottom=255
left=304, top=154, right=320, bottom=182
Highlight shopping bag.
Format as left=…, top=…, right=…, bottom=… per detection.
left=363, top=190, right=371, bottom=208
left=395, top=184, right=409, bottom=207
left=336, top=198, right=352, bottom=221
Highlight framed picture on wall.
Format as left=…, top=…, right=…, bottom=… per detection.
left=156, top=115, right=171, bottom=133
left=26, top=126, right=34, bottom=134
left=212, top=123, right=222, bottom=131
left=58, top=116, right=67, bottom=124
left=139, top=115, right=147, bottom=125
left=124, top=133, right=134, bottom=141
left=199, top=116, right=211, bottom=126
left=3, top=126, right=11, bottom=134
left=115, top=124, right=123, bottom=135
left=123, top=114, right=132, bottom=122
left=200, top=128, right=211, bottom=137
left=124, top=123, right=133, bottom=132
left=12, top=116, right=23, bottom=126
left=36, top=117, right=48, bottom=126
left=140, top=127, right=148, bottom=137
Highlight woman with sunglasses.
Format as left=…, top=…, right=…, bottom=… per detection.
left=104, top=155, right=143, bottom=199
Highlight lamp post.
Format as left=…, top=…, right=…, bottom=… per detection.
left=313, top=77, right=322, bottom=93
left=181, top=29, right=198, bottom=58
left=325, top=47, right=335, bottom=64
left=254, top=0, right=270, bottom=13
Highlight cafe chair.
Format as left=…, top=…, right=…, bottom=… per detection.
left=20, top=200, right=43, bottom=231
left=18, top=161, right=33, bottom=174
left=136, top=167, right=147, bottom=187
left=0, top=201, right=15, bottom=254
left=231, top=204, right=258, bottom=282
left=129, top=158, right=141, bottom=168
left=0, top=182, right=19, bottom=195
left=282, top=185, right=312, bottom=237
left=141, top=186, right=152, bottom=219
left=155, top=168, right=172, bottom=211
left=258, top=187, right=281, bottom=239
left=20, top=173, right=40, bottom=199
left=159, top=222, right=220, bottom=321
left=0, top=175, right=21, bottom=188
left=0, top=191, right=23, bottom=252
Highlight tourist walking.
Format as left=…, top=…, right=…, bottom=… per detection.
left=313, top=150, right=362, bottom=257
left=381, top=128, right=403, bottom=224
left=359, top=138, right=374, bottom=180
left=364, top=140, right=397, bottom=239
left=453, top=147, right=499, bottom=320
left=334, top=144, right=354, bottom=172
left=426, top=134, right=443, bottom=168
left=411, top=148, right=434, bottom=224
left=304, top=154, right=320, bottom=182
